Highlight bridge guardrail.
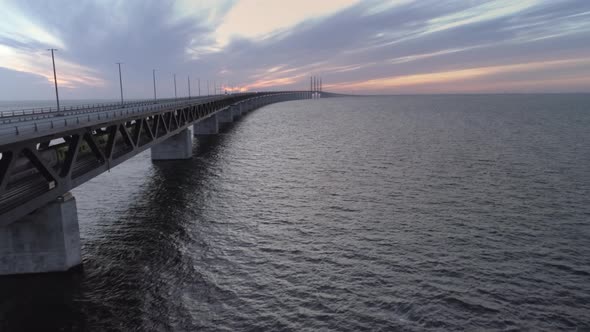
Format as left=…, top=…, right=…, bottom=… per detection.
left=0, top=92, right=303, bottom=142
left=0, top=99, right=156, bottom=118
left=0, top=97, right=218, bottom=140
left=0, top=95, right=240, bottom=123
left=0, top=94, right=248, bottom=118
left=0, top=94, right=237, bottom=130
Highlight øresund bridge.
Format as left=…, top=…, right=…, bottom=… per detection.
left=0, top=88, right=336, bottom=275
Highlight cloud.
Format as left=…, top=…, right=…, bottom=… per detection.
left=201, top=0, right=590, bottom=93
left=0, top=0, right=589, bottom=99
left=213, top=0, right=359, bottom=46
left=0, top=45, right=104, bottom=88
left=325, top=57, right=590, bottom=92
left=0, top=1, right=65, bottom=49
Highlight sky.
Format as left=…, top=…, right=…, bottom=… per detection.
left=0, top=0, right=589, bottom=100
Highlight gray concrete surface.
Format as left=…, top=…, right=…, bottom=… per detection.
left=0, top=193, right=81, bottom=275
left=151, top=129, right=192, bottom=160
left=217, top=108, right=234, bottom=124
left=194, top=114, right=219, bottom=135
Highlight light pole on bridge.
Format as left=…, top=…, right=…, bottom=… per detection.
left=48, top=48, right=60, bottom=111
left=153, top=69, right=157, bottom=101
left=188, top=75, right=191, bottom=99
left=198, top=78, right=201, bottom=96
left=116, top=62, right=124, bottom=105
left=173, top=74, right=177, bottom=100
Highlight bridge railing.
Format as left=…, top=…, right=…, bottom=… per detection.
left=1, top=96, right=197, bottom=121
left=0, top=93, right=264, bottom=126
left=0, top=92, right=302, bottom=142
left=0, top=97, right=211, bottom=139
left=1, top=100, right=154, bottom=124
left=1, top=98, right=158, bottom=118
left=0, top=93, right=258, bottom=122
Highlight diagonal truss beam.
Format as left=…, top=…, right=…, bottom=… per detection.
left=0, top=92, right=305, bottom=225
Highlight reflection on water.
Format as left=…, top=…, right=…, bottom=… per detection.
left=0, top=133, right=228, bottom=331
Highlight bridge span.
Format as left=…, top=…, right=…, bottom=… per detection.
left=0, top=90, right=332, bottom=275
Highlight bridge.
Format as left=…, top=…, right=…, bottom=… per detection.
left=0, top=90, right=334, bottom=275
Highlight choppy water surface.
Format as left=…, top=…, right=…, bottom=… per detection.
left=1, top=95, right=589, bottom=331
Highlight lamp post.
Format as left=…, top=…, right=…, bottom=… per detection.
left=198, top=78, right=201, bottom=96
left=173, top=74, right=177, bottom=100
left=48, top=48, right=60, bottom=110
left=188, top=75, right=191, bottom=99
left=116, top=62, right=124, bottom=105
left=153, top=69, right=157, bottom=101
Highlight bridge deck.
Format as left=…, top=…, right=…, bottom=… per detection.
left=0, top=91, right=309, bottom=225
left=0, top=95, right=239, bottom=146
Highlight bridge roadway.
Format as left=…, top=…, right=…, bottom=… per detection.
left=0, top=90, right=325, bottom=275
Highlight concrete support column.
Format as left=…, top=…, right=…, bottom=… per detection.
left=151, top=128, right=192, bottom=160
left=194, top=114, right=218, bottom=135
left=217, top=107, right=234, bottom=124
left=0, top=193, right=81, bottom=275
left=231, top=105, right=241, bottom=119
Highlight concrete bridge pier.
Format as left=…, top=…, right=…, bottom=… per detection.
left=242, top=102, right=251, bottom=113
left=0, top=193, right=82, bottom=275
left=194, top=114, right=218, bottom=135
left=151, top=128, right=192, bottom=160
left=231, top=105, right=242, bottom=119
left=218, top=107, right=234, bottom=126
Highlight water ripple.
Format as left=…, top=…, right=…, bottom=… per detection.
left=1, top=95, right=589, bottom=331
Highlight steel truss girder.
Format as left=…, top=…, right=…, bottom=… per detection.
left=0, top=92, right=304, bottom=225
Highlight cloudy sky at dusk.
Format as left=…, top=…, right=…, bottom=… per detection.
left=1, top=0, right=589, bottom=100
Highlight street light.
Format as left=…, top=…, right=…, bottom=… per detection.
left=188, top=75, right=191, bottom=99
left=48, top=48, right=60, bottom=110
left=173, top=74, right=177, bottom=100
left=198, top=78, right=201, bottom=97
left=153, top=69, right=157, bottom=101
left=116, top=62, right=124, bottom=105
